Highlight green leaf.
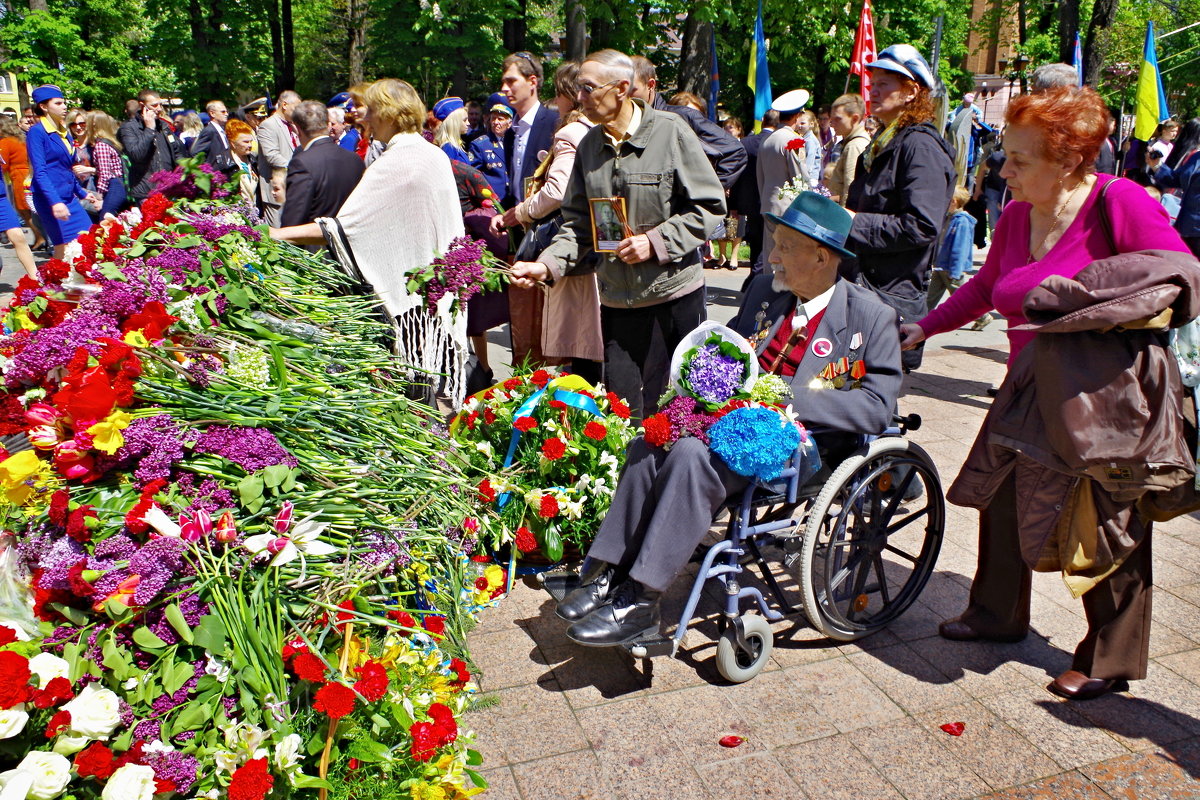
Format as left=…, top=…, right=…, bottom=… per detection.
left=305, top=729, right=327, bottom=756
left=542, top=527, right=563, bottom=562
left=98, top=262, right=125, bottom=280
left=293, top=775, right=333, bottom=790
left=281, top=469, right=297, bottom=492
left=101, top=637, right=130, bottom=680
left=238, top=473, right=264, bottom=505
left=464, top=768, right=488, bottom=790
left=164, top=603, right=195, bottom=644
left=263, top=464, right=289, bottom=489
left=389, top=701, right=413, bottom=728
left=465, top=748, right=484, bottom=766
left=346, top=737, right=391, bottom=763
left=173, top=699, right=212, bottom=732
left=111, top=728, right=133, bottom=752
left=50, top=602, right=88, bottom=627
left=132, top=626, right=169, bottom=650
left=224, top=284, right=251, bottom=309
left=246, top=495, right=265, bottom=514
left=369, top=713, right=391, bottom=731
left=192, top=614, right=227, bottom=653
left=164, top=659, right=194, bottom=695
left=103, top=599, right=133, bottom=624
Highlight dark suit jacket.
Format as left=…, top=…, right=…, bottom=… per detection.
left=652, top=94, right=747, bottom=190
left=502, top=104, right=558, bottom=207
left=730, top=128, right=771, bottom=215
left=191, top=122, right=232, bottom=169
left=280, top=137, right=366, bottom=228
left=729, top=275, right=902, bottom=437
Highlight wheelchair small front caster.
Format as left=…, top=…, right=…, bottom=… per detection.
left=715, top=614, right=773, bottom=683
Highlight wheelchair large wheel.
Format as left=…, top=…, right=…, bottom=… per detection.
left=715, top=614, right=774, bottom=683
left=798, top=437, right=944, bottom=641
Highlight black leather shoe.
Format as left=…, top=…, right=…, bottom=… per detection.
left=1047, top=669, right=1128, bottom=701
left=555, top=563, right=619, bottom=621
left=566, top=581, right=661, bottom=646
left=938, top=619, right=1027, bottom=643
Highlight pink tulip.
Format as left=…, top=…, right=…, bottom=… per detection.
left=273, top=501, right=294, bottom=534
left=54, top=440, right=88, bottom=463
left=267, top=537, right=290, bottom=554
left=60, top=457, right=94, bottom=480
left=24, top=403, right=61, bottom=427
left=27, top=426, right=60, bottom=449
left=463, top=517, right=480, bottom=533
left=215, top=511, right=237, bottom=543
left=179, top=509, right=212, bottom=543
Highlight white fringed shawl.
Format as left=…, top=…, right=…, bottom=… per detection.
left=318, top=133, right=467, bottom=404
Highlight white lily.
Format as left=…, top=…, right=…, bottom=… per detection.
left=243, top=512, right=337, bottom=568
left=142, top=505, right=181, bottom=538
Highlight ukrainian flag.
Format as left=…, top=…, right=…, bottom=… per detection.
left=747, top=0, right=772, bottom=133
left=1134, top=21, right=1170, bottom=141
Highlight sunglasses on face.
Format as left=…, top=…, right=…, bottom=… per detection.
left=70, top=121, right=86, bottom=128
left=579, top=80, right=619, bottom=95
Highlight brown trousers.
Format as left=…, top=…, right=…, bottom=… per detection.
left=959, top=474, right=1153, bottom=681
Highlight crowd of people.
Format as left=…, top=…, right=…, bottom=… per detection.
left=2, top=43, right=1200, bottom=703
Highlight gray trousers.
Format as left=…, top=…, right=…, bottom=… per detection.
left=588, top=437, right=749, bottom=592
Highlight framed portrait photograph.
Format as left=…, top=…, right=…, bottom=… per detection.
left=588, top=196, right=630, bottom=252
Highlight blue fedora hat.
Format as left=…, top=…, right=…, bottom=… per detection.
left=766, top=192, right=856, bottom=258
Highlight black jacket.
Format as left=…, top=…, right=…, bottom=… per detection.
left=280, top=137, right=365, bottom=227
left=730, top=128, right=770, bottom=215
left=652, top=94, right=747, bottom=190
left=118, top=117, right=185, bottom=201
left=191, top=123, right=233, bottom=171
left=846, top=122, right=955, bottom=296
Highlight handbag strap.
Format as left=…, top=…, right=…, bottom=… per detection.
left=1095, top=177, right=1117, bottom=256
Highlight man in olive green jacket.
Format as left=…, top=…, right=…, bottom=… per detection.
left=511, top=48, right=726, bottom=421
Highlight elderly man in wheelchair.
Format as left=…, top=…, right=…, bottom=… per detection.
left=550, top=192, right=927, bottom=653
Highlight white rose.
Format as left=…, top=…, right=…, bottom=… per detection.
left=101, top=764, right=155, bottom=800
left=27, top=654, right=70, bottom=689
left=60, top=683, right=121, bottom=740
left=51, top=735, right=89, bottom=756
left=8, top=751, right=71, bottom=800
left=0, top=771, right=34, bottom=800
left=0, top=705, right=28, bottom=740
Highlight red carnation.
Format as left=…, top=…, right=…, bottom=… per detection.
left=409, top=720, right=440, bottom=762
left=0, top=626, right=16, bottom=647
left=387, top=609, right=416, bottom=629
left=548, top=400, right=567, bottom=411
left=483, top=408, right=496, bottom=425
left=66, top=506, right=96, bottom=542
left=785, top=138, right=805, bottom=152
left=448, top=657, right=471, bottom=685
left=45, top=709, right=71, bottom=738
left=48, top=491, right=70, bottom=526
left=281, top=636, right=307, bottom=661
left=155, top=779, right=177, bottom=794
left=642, top=414, right=672, bottom=447
left=227, top=757, right=275, bottom=800
left=428, top=702, right=458, bottom=745
left=290, top=652, right=327, bottom=682
left=74, top=741, right=116, bottom=781
left=530, top=369, right=552, bottom=387
left=33, top=676, right=74, bottom=709
left=474, top=576, right=489, bottom=590
left=422, top=615, right=446, bottom=636
left=477, top=479, right=496, bottom=503
left=335, top=600, right=357, bottom=631
left=541, top=437, right=566, bottom=460
left=313, top=682, right=356, bottom=721
left=607, top=393, right=630, bottom=419
left=514, top=416, right=536, bottom=433
left=514, top=526, right=537, bottom=553
left=0, top=651, right=32, bottom=709
left=502, top=377, right=522, bottom=391
left=353, top=660, right=390, bottom=702
left=539, top=494, right=560, bottom=519
left=584, top=421, right=608, bottom=440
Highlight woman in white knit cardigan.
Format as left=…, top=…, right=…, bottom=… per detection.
left=269, top=79, right=468, bottom=403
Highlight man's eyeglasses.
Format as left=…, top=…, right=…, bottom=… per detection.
left=579, top=80, right=619, bottom=95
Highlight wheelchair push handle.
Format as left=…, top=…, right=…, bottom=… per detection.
left=893, top=413, right=921, bottom=433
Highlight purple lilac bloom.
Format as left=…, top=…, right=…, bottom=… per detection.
left=191, top=425, right=298, bottom=472
left=422, top=236, right=488, bottom=314
left=142, top=750, right=200, bottom=794
left=661, top=395, right=718, bottom=446
left=118, top=258, right=171, bottom=303
left=147, top=247, right=203, bottom=285
left=119, top=699, right=135, bottom=727
left=90, top=568, right=131, bottom=602
left=173, top=730, right=197, bottom=743
left=129, top=537, right=189, bottom=606
left=36, top=536, right=87, bottom=590
left=132, top=719, right=161, bottom=741
left=94, top=534, right=137, bottom=560
left=685, top=343, right=746, bottom=405
left=221, top=696, right=237, bottom=715
left=117, top=415, right=187, bottom=486
left=180, top=477, right=236, bottom=516
left=4, top=310, right=121, bottom=388
left=183, top=212, right=261, bottom=243
left=178, top=593, right=208, bottom=625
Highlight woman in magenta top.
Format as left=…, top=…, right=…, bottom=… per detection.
left=901, top=87, right=1192, bottom=702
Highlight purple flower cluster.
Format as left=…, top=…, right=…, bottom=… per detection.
left=685, top=343, right=746, bottom=405
left=184, top=212, right=261, bottom=242
left=5, top=309, right=120, bottom=388
left=142, top=750, right=200, bottom=794
left=117, top=414, right=187, bottom=486
left=117, top=259, right=171, bottom=303
left=174, top=473, right=236, bottom=515
left=420, top=236, right=488, bottom=315
left=191, top=425, right=298, bottom=472
left=150, top=163, right=232, bottom=200
left=34, top=536, right=87, bottom=591
left=129, top=537, right=188, bottom=606
left=145, top=592, right=208, bottom=645
left=147, top=247, right=203, bottom=285
left=661, top=395, right=718, bottom=446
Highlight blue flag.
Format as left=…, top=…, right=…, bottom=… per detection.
left=709, top=27, right=720, bottom=123
left=1073, top=33, right=1084, bottom=87
left=747, top=0, right=772, bottom=132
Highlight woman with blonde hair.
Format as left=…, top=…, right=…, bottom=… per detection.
left=270, top=79, right=467, bottom=402
left=81, top=110, right=127, bottom=217
left=0, top=115, right=46, bottom=252
left=433, top=101, right=470, bottom=164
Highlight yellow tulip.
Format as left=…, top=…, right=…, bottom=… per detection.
left=122, top=330, right=151, bottom=348
left=87, top=410, right=132, bottom=455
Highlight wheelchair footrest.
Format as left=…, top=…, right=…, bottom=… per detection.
left=536, top=570, right=580, bottom=603
left=622, top=635, right=676, bottom=659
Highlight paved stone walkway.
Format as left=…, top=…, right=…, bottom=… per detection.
left=466, top=262, right=1200, bottom=800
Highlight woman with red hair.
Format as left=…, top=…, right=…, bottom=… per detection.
left=903, top=86, right=1198, bottom=701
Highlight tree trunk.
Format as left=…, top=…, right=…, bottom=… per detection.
left=564, top=0, right=587, bottom=62
left=188, top=0, right=212, bottom=98
left=452, top=20, right=467, bottom=96
left=677, top=11, right=712, bottom=96
left=265, top=0, right=283, bottom=96
left=27, top=0, right=46, bottom=12
left=1083, top=0, right=1120, bottom=86
left=346, top=0, right=366, bottom=86
left=503, top=0, right=526, bottom=53
left=200, top=1, right=226, bottom=101
left=590, top=15, right=611, bottom=50
left=1057, top=0, right=1080, bottom=65
left=281, top=0, right=295, bottom=89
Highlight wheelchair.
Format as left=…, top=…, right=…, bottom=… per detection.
left=538, top=413, right=945, bottom=684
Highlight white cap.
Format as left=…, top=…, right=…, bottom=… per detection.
left=771, top=89, right=811, bottom=115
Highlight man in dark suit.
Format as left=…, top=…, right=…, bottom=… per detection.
left=280, top=101, right=365, bottom=228
left=190, top=100, right=232, bottom=169
left=554, top=192, right=903, bottom=646
left=499, top=51, right=558, bottom=210
left=733, top=109, right=779, bottom=290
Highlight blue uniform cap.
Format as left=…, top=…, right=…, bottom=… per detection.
left=31, top=85, right=65, bottom=104
left=433, top=96, right=465, bottom=120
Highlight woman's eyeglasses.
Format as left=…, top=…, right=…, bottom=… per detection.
left=69, top=121, right=86, bottom=128
left=579, top=80, right=619, bottom=95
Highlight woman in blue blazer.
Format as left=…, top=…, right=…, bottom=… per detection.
left=27, top=85, right=96, bottom=258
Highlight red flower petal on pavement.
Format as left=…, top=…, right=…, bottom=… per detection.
left=718, top=735, right=745, bottom=748
left=940, top=722, right=965, bottom=736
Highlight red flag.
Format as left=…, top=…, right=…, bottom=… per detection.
left=849, top=0, right=876, bottom=116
